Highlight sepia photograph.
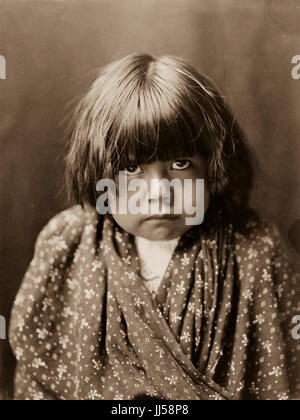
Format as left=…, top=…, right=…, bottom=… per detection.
left=0, top=0, right=299, bottom=404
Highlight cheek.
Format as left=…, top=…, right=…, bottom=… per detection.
left=177, top=179, right=210, bottom=214
left=178, top=170, right=210, bottom=213
left=112, top=213, right=132, bottom=227
left=114, top=193, right=148, bottom=220
left=111, top=213, right=141, bottom=236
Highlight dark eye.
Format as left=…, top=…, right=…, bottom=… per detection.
left=124, top=165, right=143, bottom=175
left=171, top=160, right=191, bottom=170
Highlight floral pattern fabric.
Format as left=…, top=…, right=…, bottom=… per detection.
left=9, top=205, right=300, bottom=400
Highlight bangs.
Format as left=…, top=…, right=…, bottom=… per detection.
left=100, top=81, right=209, bottom=176
left=106, top=105, right=209, bottom=176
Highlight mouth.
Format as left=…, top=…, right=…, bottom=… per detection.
left=145, top=214, right=181, bottom=221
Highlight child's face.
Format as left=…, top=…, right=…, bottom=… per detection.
left=111, top=156, right=210, bottom=241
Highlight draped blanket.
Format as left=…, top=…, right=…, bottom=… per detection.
left=9, top=205, right=300, bottom=400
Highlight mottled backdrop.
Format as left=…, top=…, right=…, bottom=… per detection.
left=1, top=0, right=300, bottom=398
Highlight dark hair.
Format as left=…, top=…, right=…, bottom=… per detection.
left=66, top=53, right=255, bottom=216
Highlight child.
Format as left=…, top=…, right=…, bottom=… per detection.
left=9, top=54, right=299, bottom=400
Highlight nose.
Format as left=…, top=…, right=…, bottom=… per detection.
left=145, top=164, right=173, bottom=207
left=148, top=179, right=169, bottom=202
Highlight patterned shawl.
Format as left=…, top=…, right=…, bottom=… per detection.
left=9, top=205, right=300, bottom=400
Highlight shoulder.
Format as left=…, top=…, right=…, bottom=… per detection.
left=21, top=204, right=102, bottom=295
left=231, top=212, right=297, bottom=285
left=10, top=204, right=100, bottom=317
left=232, top=212, right=299, bottom=289
left=233, top=212, right=283, bottom=259
left=35, top=204, right=93, bottom=246
left=32, top=204, right=100, bottom=258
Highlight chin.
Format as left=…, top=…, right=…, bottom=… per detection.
left=140, top=225, right=188, bottom=241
